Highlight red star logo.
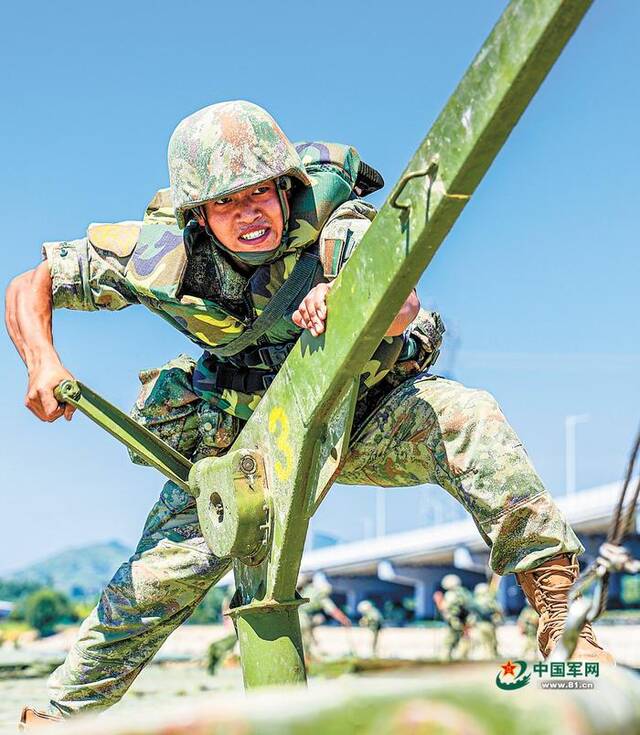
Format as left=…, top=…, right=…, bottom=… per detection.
left=501, top=660, right=517, bottom=677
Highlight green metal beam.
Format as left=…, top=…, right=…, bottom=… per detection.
left=55, top=0, right=595, bottom=691
left=54, top=380, right=193, bottom=492
left=190, top=0, right=594, bottom=688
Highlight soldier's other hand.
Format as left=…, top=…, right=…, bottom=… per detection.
left=292, top=282, right=332, bottom=337
left=26, top=359, right=76, bottom=422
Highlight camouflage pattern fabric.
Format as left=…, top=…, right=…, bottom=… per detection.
left=46, top=371, right=582, bottom=714
left=436, top=586, right=474, bottom=661
left=358, top=603, right=383, bottom=657
left=298, top=582, right=341, bottom=661
left=43, top=143, right=400, bottom=421
left=474, top=621, right=500, bottom=659
left=440, top=587, right=473, bottom=631
left=167, top=101, right=311, bottom=229
left=472, top=588, right=502, bottom=625
left=128, top=354, right=240, bottom=464
left=339, top=373, right=583, bottom=575
left=443, top=626, right=470, bottom=662
left=41, top=99, right=580, bottom=716
left=518, top=604, right=540, bottom=660
left=299, top=583, right=339, bottom=618
left=47, top=481, right=231, bottom=717
left=471, top=589, right=502, bottom=659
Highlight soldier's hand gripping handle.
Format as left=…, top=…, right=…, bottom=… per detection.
left=27, top=361, right=76, bottom=422
left=5, top=262, right=76, bottom=422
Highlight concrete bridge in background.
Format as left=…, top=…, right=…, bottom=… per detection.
left=300, top=482, right=639, bottom=618
left=220, top=481, right=639, bottom=618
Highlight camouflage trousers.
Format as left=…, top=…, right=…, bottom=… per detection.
left=473, top=621, right=500, bottom=659
left=443, top=623, right=471, bottom=661
left=48, top=367, right=581, bottom=716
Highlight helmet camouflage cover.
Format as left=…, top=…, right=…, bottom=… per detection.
left=168, top=100, right=311, bottom=228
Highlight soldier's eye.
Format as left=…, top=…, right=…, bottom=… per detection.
left=253, top=186, right=270, bottom=196
left=214, top=197, right=232, bottom=206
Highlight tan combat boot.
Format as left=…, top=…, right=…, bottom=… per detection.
left=516, top=554, right=614, bottom=663
left=18, top=707, right=63, bottom=730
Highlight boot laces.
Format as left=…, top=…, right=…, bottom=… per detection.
left=535, top=560, right=601, bottom=649
left=534, top=560, right=577, bottom=646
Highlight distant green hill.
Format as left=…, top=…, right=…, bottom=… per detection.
left=8, top=541, right=133, bottom=600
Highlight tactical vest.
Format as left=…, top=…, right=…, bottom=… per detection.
left=91, top=142, right=400, bottom=420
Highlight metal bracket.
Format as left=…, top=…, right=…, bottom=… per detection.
left=191, top=449, right=271, bottom=566
left=390, top=161, right=439, bottom=212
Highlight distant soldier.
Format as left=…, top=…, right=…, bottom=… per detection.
left=357, top=600, right=383, bottom=657
left=472, top=582, right=502, bottom=659
left=517, top=604, right=540, bottom=660
left=206, top=588, right=239, bottom=674
left=299, top=576, right=350, bottom=660
left=433, top=574, right=473, bottom=661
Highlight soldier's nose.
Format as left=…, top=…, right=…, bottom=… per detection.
left=237, top=208, right=262, bottom=224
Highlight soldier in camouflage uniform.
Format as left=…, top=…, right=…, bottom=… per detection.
left=298, top=576, right=351, bottom=661
left=6, top=99, right=612, bottom=725
left=433, top=574, right=474, bottom=661
left=357, top=600, right=383, bottom=657
left=471, top=582, right=502, bottom=660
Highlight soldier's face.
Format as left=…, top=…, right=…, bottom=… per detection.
left=199, top=180, right=284, bottom=253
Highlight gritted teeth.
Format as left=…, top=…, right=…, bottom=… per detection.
left=239, top=228, right=268, bottom=241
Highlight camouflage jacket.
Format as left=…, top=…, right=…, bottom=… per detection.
left=441, top=588, right=474, bottom=628
left=44, top=142, right=443, bottom=420
left=359, top=607, right=383, bottom=631
left=472, top=593, right=503, bottom=625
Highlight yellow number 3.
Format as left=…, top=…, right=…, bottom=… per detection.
left=268, top=406, right=293, bottom=481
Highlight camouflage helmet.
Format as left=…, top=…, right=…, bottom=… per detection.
left=441, top=574, right=462, bottom=591
left=168, top=100, right=311, bottom=229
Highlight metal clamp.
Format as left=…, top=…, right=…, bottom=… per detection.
left=390, top=162, right=438, bottom=212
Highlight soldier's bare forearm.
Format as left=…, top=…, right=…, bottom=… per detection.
left=5, top=262, right=59, bottom=371
left=5, top=261, right=75, bottom=421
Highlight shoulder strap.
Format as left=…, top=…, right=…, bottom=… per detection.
left=208, top=249, right=319, bottom=359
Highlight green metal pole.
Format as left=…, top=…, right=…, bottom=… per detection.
left=54, top=380, right=193, bottom=492
left=190, top=0, right=595, bottom=689
left=231, top=601, right=306, bottom=688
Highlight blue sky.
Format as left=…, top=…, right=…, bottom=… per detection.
left=1, top=1, right=638, bottom=572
